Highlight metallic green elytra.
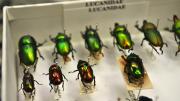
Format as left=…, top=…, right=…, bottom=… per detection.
left=122, top=53, right=144, bottom=84
left=165, top=15, right=180, bottom=56
left=110, top=23, right=134, bottom=54
left=81, top=26, right=107, bottom=58
left=50, top=32, right=76, bottom=63
left=18, top=35, right=46, bottom=71
left=135, top=20, right=168, bottom=54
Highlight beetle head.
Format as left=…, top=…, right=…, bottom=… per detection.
left=56, top=33, right=66, bottom=40
left=173, top=15, right=179, bottom=23
left=143, top=20, right=148, bottom=25
left=115, top=22, right=119, bottom=27
left=77, top=60, right=89, bottom=69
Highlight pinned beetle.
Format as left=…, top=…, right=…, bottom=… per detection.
left=165, top=15, right=180, bottom=56
left=19, top=70, right=42, bottom=100
left=110, top=23, right=134, bottom=54
left=135, top=20, right=168, bottom=54
left=122, top=53, right=144, bottom=84
left=43, top=63, right=68, bottom=93
left=69, top=60, right=96, bottom=87
left=81, top=26, right=107, bottom=58
left=18, top=35, right=46, bottom=71
left=50, top=32, right=76, bottom=64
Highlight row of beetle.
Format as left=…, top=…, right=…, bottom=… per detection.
left=17, top=15, right=180, bottom=100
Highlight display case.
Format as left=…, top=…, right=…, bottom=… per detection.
left=2, top=0, right=180, bottom=101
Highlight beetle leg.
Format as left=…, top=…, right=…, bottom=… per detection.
left=85, top=41, right=89, bottom=50
left=68, top=70, right=78, bottom=73
left=32, top=89, right=35, bottom=101
left=23, top=90, right=26, bottom=97
left=175, top=45, right=180, bottom=56
left=113, top=38, right=116, bottom=47
left=90, top=64, right=97, bottom=67
left=156, top=19, right=160, bottom=29
left=52, top=46, right=56, bottom=56
left=100, top=50, right=104, bottom=57
left=37, top=49, right=44, bottom=60
left=81, top=31, right=85, bottom=39
left=135, top=21, right=143, bottom=32
left=49, top=35, right=56, bottom=43
left=163, top=42, right=168, bottom=47
left=140, top=38, right=146, bottom=46
left=53, top=53, right=58, bottom=63
left=49, top=83, right=53, bottom=92
left=110, top=28, right=113, bottom=36
left=37, top=40, right=47, bottom=47
left=76, top=73, right=80, bottom=80
left=42, top=73, right=49, bottom=75
left=62, top=74, right=68, bottom=81
left=93, top=76, right=96, bottom=86
left=18, top=82, right=23, bottom=92
left=33, top=58, right=38, bottom=72
left=174, top=33, right=178, bottom=44
left=34, top=80, right=43, bottom=85
left=68, top=33, right=72, bottom=40
left=116, top=44, right=126, bottom=55
left=160, top=46, right=163, bottom=54
left=62, top=81, right=65, bottom=91
left=82, top=81, right=87, bottom=88
left=149, top=43, right=159, bottom=54
left=54, top=85, right=58, bottom=93
left=164, top=27, right=173, bottom=32
left=71, top=50, right=75, bottom=60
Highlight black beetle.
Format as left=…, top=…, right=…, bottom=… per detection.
left=69, top=60, right=96, bottom=87
left=18, top=35, right=46, bottom=71
left=139, top=96, right=153, bottom=101
left=135, top=20, right=168, bottom=54
left=49, top=32, right=76, bottom=64
left=19, top=70, right=42, bottom=100
left=81, top=26, right=107, bottom=58
left=43, top=63, right=68, bottom=92
left=122, top=53, right=144, bottom=84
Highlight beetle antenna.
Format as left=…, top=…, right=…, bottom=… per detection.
left=64, top=29, right=66, bottom=34
left=90, top=25, right=92, bottom=29
left=34, top=80, right=43, bottom=85
left=91, top=64, right=97, bottom=67
left=125, top=24, right=128, bottom=28
left=157, top=19, right=160, bottom=28
left=167, top=18, right=173, bottom=22
left=96, top=25, right=98, bottom=31
left=18, top=83, right=23, bottom=92
left=86, top=26, right=88, bottom=30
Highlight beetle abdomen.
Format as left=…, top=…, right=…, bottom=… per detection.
left=50, top=71, right=63, bottom=85
left=23, top=83, right=34, bottom=93
left=80, top=67, right=93, bottom=83
left=145, top=30, right=163, bottom=46
left=56, top=41, right=70, bottom=56
left=21, top=45, right=36, bottom=66
left=87, top=36, right=101, bottom=52
left=117, top=32, right=132, bottom=49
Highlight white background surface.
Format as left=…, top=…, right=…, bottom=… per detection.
left=2, top=0, right=180, bottom=101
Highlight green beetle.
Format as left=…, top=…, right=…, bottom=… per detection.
left=81, top=26, right=107, bottom=58
left=49, top=32, right=76, bottom=64
left=165, top=15, right=180, bottom=56
left=122, top=53, right=144, bottom=84
left=135, top=20, right=168, bottom=54
left=18, top=35, right=46, bottom=71
left=110, top=23, right=134, bottom=54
